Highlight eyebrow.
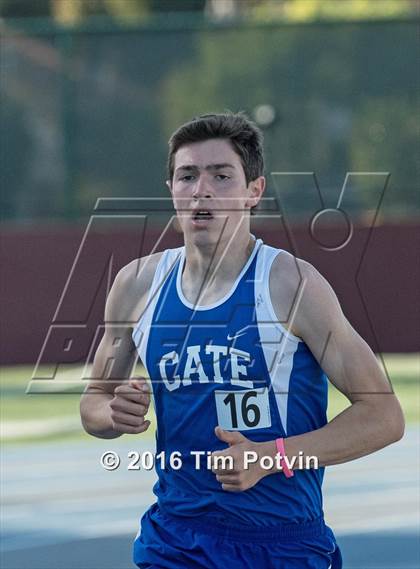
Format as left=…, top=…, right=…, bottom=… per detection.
left=175, top=163, right=235, bottom=173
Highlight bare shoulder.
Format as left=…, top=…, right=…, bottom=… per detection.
left=268, top=250, right=308, bottom=323
left=269, top=250, right=340, bottom=335
left=105, top=251, right=164, bottom=323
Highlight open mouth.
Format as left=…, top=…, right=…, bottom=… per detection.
left=192, top=210, right=213, bottom=221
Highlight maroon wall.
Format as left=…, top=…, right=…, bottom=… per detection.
left=1, top=222, right=419, bottom=365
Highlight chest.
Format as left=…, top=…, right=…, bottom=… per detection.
left=146, top=259, right=270, bottom=392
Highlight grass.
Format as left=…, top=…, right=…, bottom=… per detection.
left=327, top=353, right=419, bottom=423
left=0, top=364, right=158, bottom=445
left=1, top=354, right=418, bottom=444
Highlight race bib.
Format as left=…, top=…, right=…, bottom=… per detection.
left=214, top=388, right=271, bottom=431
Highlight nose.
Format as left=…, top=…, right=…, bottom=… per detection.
left=192, top=175, right=212, bottom=200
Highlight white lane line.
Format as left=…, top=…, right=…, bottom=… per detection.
left=2, top=429, right=419, bottom=554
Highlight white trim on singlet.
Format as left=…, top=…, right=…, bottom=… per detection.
left=131, top=241, right=302, bottom=435
left=255, top=244, right=301, bottom=435
left=132, top=248, right=183, bottom=369
left=175, top=238, right=263, bottom=311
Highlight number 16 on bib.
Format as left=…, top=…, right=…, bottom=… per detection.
left=214, top=388, right=272, bottom=431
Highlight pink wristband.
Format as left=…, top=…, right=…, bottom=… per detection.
left=275, top=438, right=294, bottom=478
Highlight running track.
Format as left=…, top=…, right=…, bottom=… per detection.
left=1, top=428, right=419, bottom=569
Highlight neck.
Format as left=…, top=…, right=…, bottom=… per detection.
left=181, top=230, right=256, bottom=305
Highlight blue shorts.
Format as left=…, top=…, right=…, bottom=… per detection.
left=133, top=503, right=343, bottom=569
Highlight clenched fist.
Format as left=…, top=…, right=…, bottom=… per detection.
left=109, top=377, right=151, bottom=434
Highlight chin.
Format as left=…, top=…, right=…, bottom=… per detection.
left=187, top=228, right=217, bottom=245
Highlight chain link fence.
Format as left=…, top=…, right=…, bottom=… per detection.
left=1, top=16, right=419, bottom=222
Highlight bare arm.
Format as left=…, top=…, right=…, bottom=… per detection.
left=211, top=255, right=405, bottom=492
left=80, top=256, right=159, bottom=439
left=277, top=260, right=405, bottom=466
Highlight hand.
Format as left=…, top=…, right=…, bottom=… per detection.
left=211, top=426, right=278, bottom=492
left=109, top=377, right=151, bottom=434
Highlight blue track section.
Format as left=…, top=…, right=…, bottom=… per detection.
left=1, top=428, right=419, bottom=568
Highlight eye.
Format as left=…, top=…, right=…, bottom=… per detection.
left=179, top=175, right=195, bottom=182
left=215, top=174, right=230, bottom=181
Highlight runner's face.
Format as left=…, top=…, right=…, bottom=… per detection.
left=169, top=139, right=259, bottom=243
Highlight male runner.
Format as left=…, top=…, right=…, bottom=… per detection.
left=80, top=112, right=404, bottom=569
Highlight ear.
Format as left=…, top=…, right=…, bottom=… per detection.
left=245, top=176, right=265, bottom=209
left=166, top=179, right=173, bottom=194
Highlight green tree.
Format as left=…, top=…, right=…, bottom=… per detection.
left=0, top=0, right=207, bottom=23
left=160, top=20, right=419, bottom=217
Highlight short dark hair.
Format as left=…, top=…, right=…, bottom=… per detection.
left=167, top=112, right=264, bottom=185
